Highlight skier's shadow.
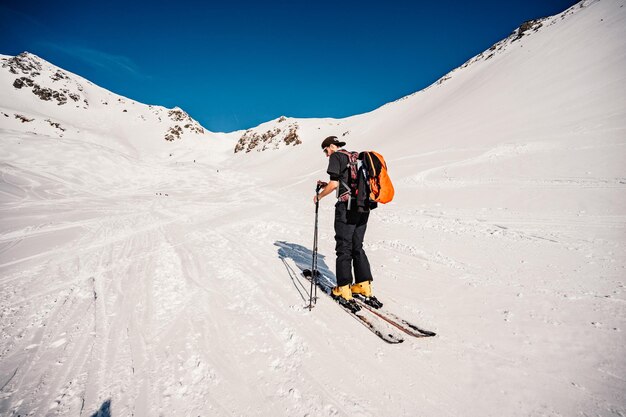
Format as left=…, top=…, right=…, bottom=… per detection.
left=274, top=241, right=336, bottom=302
left=90, top=399, right=111, bottom=417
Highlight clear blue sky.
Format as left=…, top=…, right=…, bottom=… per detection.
left=1, top=0, right=579, bottom=132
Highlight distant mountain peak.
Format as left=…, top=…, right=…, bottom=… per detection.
left=3, top=51, right=44, bottom=75
left=0, top=52, right=223, bottom=156
left=2, top=51, right=87, bottom=107
left=234, top=117, right=301, bottom=153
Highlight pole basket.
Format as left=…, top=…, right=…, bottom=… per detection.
left=302, top=269, right=320, bottom=279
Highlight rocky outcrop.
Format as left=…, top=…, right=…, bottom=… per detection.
left=512, top=19, right=544, bottom=42
left=14, top=114, right=34, bottom=123
left=13, top=77, right=34, bottom=89
left=50, top=70, right=68, bottom=81
left=234, top=121, right=301, bottom=153
left=163, top=108, right=205, bottom=141
left=3, top=52, right=85, bottom=106
left=3, top=52, right=42, bottom=75
left=45, top=119, right=65, bottom=131
left=33, top=85, right=68, bottom=105
left=168, top=108, right=187, bottom=122
left=164, top=125, right=184, bottom=141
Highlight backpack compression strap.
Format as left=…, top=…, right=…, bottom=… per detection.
left=336, top=149, right=358, bottom=210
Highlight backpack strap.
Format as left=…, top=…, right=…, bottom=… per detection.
left=366, top=152, right=377, bottom=176
left=336, top=149, right=358, bottom=209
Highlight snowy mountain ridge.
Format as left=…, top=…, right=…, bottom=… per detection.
left=0, top=52, right=232, bottom=160
left=389, top=0, right=592, bottom=104
left=0, top=0, right=596, bottom=160
left=231, top=0, right=602, bottom=159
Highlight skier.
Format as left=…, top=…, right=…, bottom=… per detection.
left=313, top=136, right=382, bottom=311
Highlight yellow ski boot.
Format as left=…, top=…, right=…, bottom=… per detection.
left=351, top=281, right=383, bottom=309
left=331, top=284, right=360, bottom=313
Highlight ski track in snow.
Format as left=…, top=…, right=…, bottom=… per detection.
left=1, top=127, right=625, bottom=417
left=0, top=133, right=405, bottom=416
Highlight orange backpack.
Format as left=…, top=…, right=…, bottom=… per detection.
left=363, top=151, right=394, bottom=204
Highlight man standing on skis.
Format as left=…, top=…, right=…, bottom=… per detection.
left=313, top=136, right=383, bottom=312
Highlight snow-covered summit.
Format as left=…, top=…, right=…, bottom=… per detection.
left=3, top=52, right=88, bottom=107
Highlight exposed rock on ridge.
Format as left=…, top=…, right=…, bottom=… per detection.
left=234, top=118, right=301, bottom=153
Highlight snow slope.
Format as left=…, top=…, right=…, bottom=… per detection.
left=1, top=0, right=625, bottom=416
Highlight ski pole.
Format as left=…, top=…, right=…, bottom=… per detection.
left=309, top=182, right=323, bottom=310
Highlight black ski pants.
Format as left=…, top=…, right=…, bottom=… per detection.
left=334, top=202, right=373, bottom=287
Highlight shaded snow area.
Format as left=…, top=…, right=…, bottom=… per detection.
left=1, top=1, right=626, bottom=416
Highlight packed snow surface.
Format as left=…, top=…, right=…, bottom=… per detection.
left=1, top=1, right=625, bottom=416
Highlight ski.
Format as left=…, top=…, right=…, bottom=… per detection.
left=344, top=307, right=404, bottom=344
left=353, top=295, right=437, bottom=338
left=302, top=270, right=404, bottom=344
